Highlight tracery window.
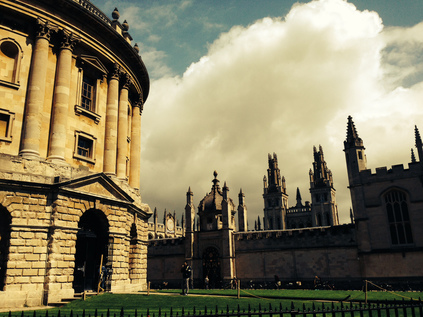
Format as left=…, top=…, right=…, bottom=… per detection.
left=384, top=190, right=413, bottom=245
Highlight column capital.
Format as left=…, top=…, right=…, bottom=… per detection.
left=134, top=95, right=144, bottom=114
left=121, top=73, right=132, bottom=90
left=35, top=19, right=54, bottom=41
left=110, top=63, right=120, bottom=80
left=58, top=30, right=79, bottom=52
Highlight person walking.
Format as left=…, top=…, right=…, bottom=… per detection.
left=181, top=261, right=192, bottom=295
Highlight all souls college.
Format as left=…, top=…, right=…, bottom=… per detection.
left=0, top=0, right=422, bottom=309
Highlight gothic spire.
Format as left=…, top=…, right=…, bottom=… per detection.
left=411, top=148, right=416, bottom=163
left=311, top=145, right=332, bottom=188
left=296, top=187, right=302, bottom=207
left=344, top=115, right=364, bottom=149
left=415, top=125, right=423, bottom=162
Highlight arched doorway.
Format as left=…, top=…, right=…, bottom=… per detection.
left=202, top=247, right=221, bottom=288
left=0, top=206, right=11, bottom=290
left=73, top=209, right=109, bottom=293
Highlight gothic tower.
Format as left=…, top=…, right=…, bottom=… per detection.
left=237, top=189, right=248, bottom=232
left=263, top=153, right=288, bottom=230
left=185, top=187, right=195, bottom=260
left=344, top=116, right=367, bottom=184
left=309, top=145, right=339, bottom=226
left=343, top=116, right=370, bottom=251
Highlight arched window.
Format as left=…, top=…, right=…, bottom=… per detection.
left=129, top=223, right=138, bottom=282
left=0, top=39, right=22, bottom=88
left=384, top=190, right=413, bottom=245
left=0, top=206, right=11, bottom=291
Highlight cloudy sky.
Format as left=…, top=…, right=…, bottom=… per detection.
left=91, top=0, right=423, bottom=227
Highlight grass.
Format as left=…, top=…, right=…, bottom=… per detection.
left=156, top=288, right=423, bottom=301
left=1, top=289, right=422, bottom=317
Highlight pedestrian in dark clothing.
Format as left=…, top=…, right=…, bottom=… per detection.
left=181, top=261, right=192, bottom=295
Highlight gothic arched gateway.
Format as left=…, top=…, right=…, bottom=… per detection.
left=0, top=206, right=11, bottom=291
left=73, top=209, right=109, bottom=293
left=202, top=247, right=221, bottom=288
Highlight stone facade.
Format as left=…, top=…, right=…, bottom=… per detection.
left=148, top=117, right=423, bottom=290
left=0, top=0, right=151, bottom=308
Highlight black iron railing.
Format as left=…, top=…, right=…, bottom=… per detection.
left=4, top=300, right=423, bottom=317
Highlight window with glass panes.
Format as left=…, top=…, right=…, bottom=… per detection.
left=385, top=190, right=413, bottom=245
left=81, top=76, right=95, bottom=111
left=77, top=136, right=93, bottom=158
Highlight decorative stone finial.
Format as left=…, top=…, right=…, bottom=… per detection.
left=134, top=43, right=139, bottom=53
left=122, top=20, right=129, bottom=31
left=112, top=8, right=120, bottom=20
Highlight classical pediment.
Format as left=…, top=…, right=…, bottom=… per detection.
left=80, top=55, right=108, bottom=75
left=58, top=173, right=133, bottom=202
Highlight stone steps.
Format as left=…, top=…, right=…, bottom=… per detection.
left=49, top=292, right=98, bottom=307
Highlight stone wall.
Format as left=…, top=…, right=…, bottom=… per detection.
left=147, top=238, right=185, bottom=288
left=0, top=169, right=150, bottom=308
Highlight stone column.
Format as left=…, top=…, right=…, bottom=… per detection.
left=129, top=97, right=143, bottom=189
left=20, top=21, right=52, bottom=159
left=47, top=31, right=78, bottom=163
left=103, top=65, right=120, bottom=175
left=116, top=74, right=130, bottom=179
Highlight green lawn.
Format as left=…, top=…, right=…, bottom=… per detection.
left=1, top=290, right=422, bottom=317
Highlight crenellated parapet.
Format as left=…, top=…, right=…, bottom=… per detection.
left=235, top=224, right=356, bottom=251
left=359, top=163, right=422, bottom=183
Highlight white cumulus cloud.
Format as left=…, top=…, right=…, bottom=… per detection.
left=140, top=0, right=423, bottom=227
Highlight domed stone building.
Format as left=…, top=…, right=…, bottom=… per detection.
left=0, top=0, right=151, bottom=308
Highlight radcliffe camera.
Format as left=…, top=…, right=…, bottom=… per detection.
left=0, top=0, right=422, bottom=312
